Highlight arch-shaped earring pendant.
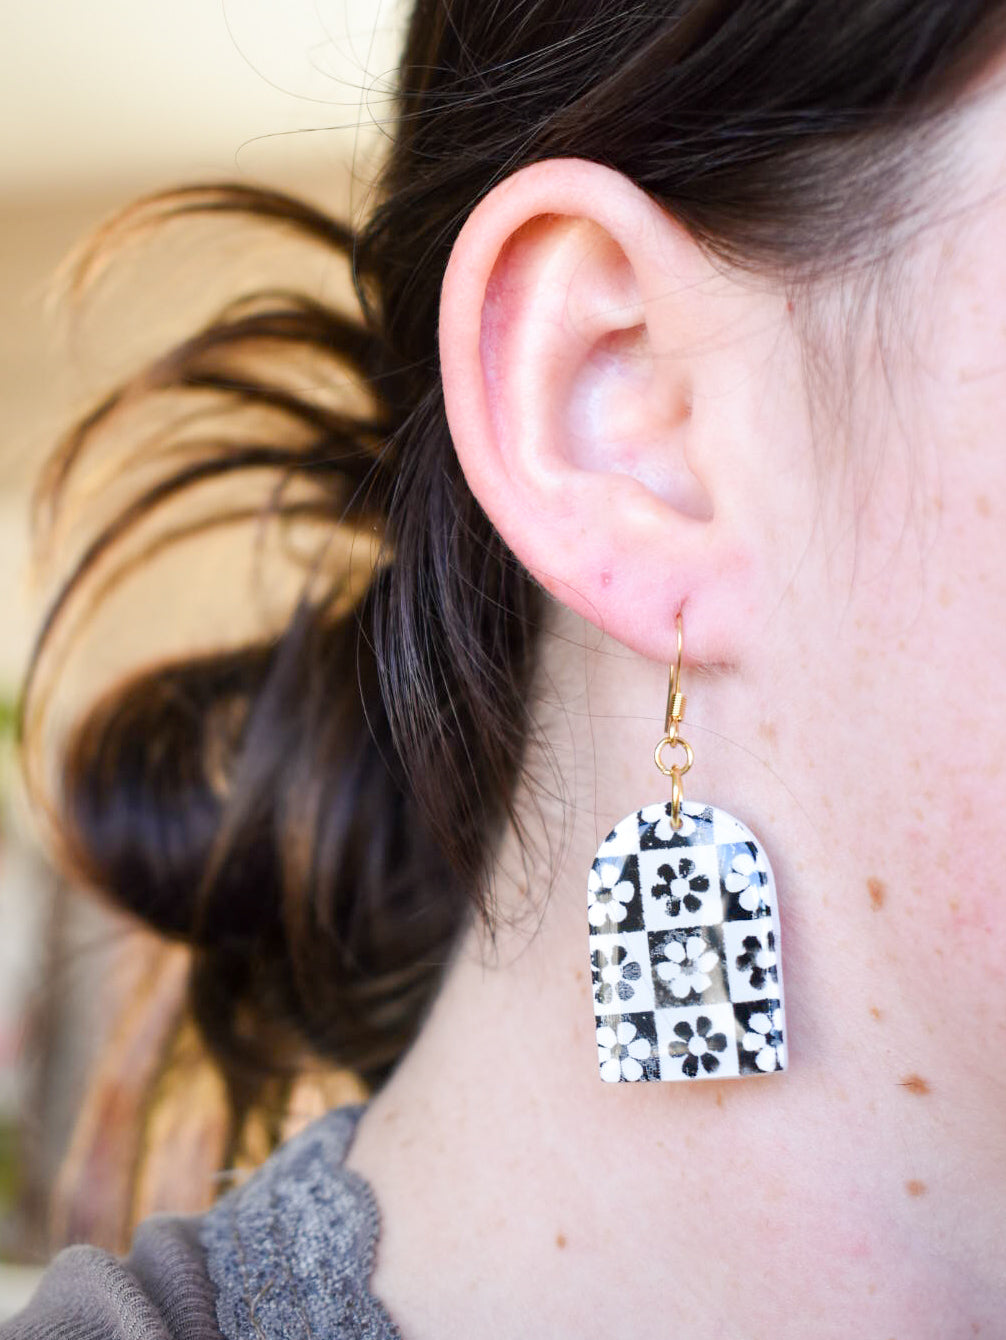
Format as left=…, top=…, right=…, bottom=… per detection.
left=587, top=622, right=787, bottom=1083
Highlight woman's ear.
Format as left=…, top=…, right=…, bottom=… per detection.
left=438, top=157, right=789, bottom=668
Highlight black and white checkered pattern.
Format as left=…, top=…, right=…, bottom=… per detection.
left=589, top=801, right=787, bottom=1082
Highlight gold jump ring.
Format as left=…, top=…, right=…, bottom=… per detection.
left=653, top=734, right=694, bottom=778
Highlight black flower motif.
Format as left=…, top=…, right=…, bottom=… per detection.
left=652, top=856, right=709, bottom=917
left=666, top=1015, right=728, bottom=1077
left=735, top=930, right=778, bottom=992
left=591, top=944, right=643, bottom=1005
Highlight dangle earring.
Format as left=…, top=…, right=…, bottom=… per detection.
left=588, top=615, right=787, bottom=1083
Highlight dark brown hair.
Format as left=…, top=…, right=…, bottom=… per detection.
left=18, top=0, right=1006, bottom=1113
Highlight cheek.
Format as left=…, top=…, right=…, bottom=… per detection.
left=902, top=807, right=1005, bottom=982
left=930, top=598, right=1006, bottom=969
left=900, top=381, right=1006, bottom=980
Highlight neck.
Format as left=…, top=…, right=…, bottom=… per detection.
left=346, top=639, right=1005, bottom=1339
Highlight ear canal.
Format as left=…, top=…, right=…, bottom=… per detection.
left=566, top=322, right=714, bottom=524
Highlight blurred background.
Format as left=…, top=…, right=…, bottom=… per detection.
left=0, top=0, right=403, bottom=1316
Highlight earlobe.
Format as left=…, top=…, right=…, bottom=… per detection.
left=438, top=157, right=775, bottom=667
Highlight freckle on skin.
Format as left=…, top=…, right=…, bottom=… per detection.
left=867, top=877, right=886, bottom=911
left=758, top=720, right=778, bottom=745
left=976, top=493, right=992, bottom=517
left=715, top=1091, right=723, bottom=1107
left=869, top=1006, right=882, bottom=1021
left=556, top=1232, right=567, bottom=1249
left=899, top=1074, right=931, bottom=1095
left=905, top=1180, right=926, bottom=1197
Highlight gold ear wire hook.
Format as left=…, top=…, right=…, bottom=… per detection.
left=663, top=613, right=685, bottom=741
left=654, top=612, right=693, bottom=827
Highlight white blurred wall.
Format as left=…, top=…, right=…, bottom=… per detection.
left=2, top=0, right=405, bottom=191
left=0, top=0, right=408, bottom=669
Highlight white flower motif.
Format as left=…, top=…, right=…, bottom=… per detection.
left=649, top=805, right=697, bottom=844
left=656, top=933, right=719, bottom=998
left=596, top=1020, right=652, bottom=1082
left=587, top=860, right=635, bottom=927
left=724, top=849, right=768, bottom=913
left=741, top=1007, right=785, bottom=1072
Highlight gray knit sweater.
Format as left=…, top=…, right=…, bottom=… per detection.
left=0, top=1104, right=403, bottom=1340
